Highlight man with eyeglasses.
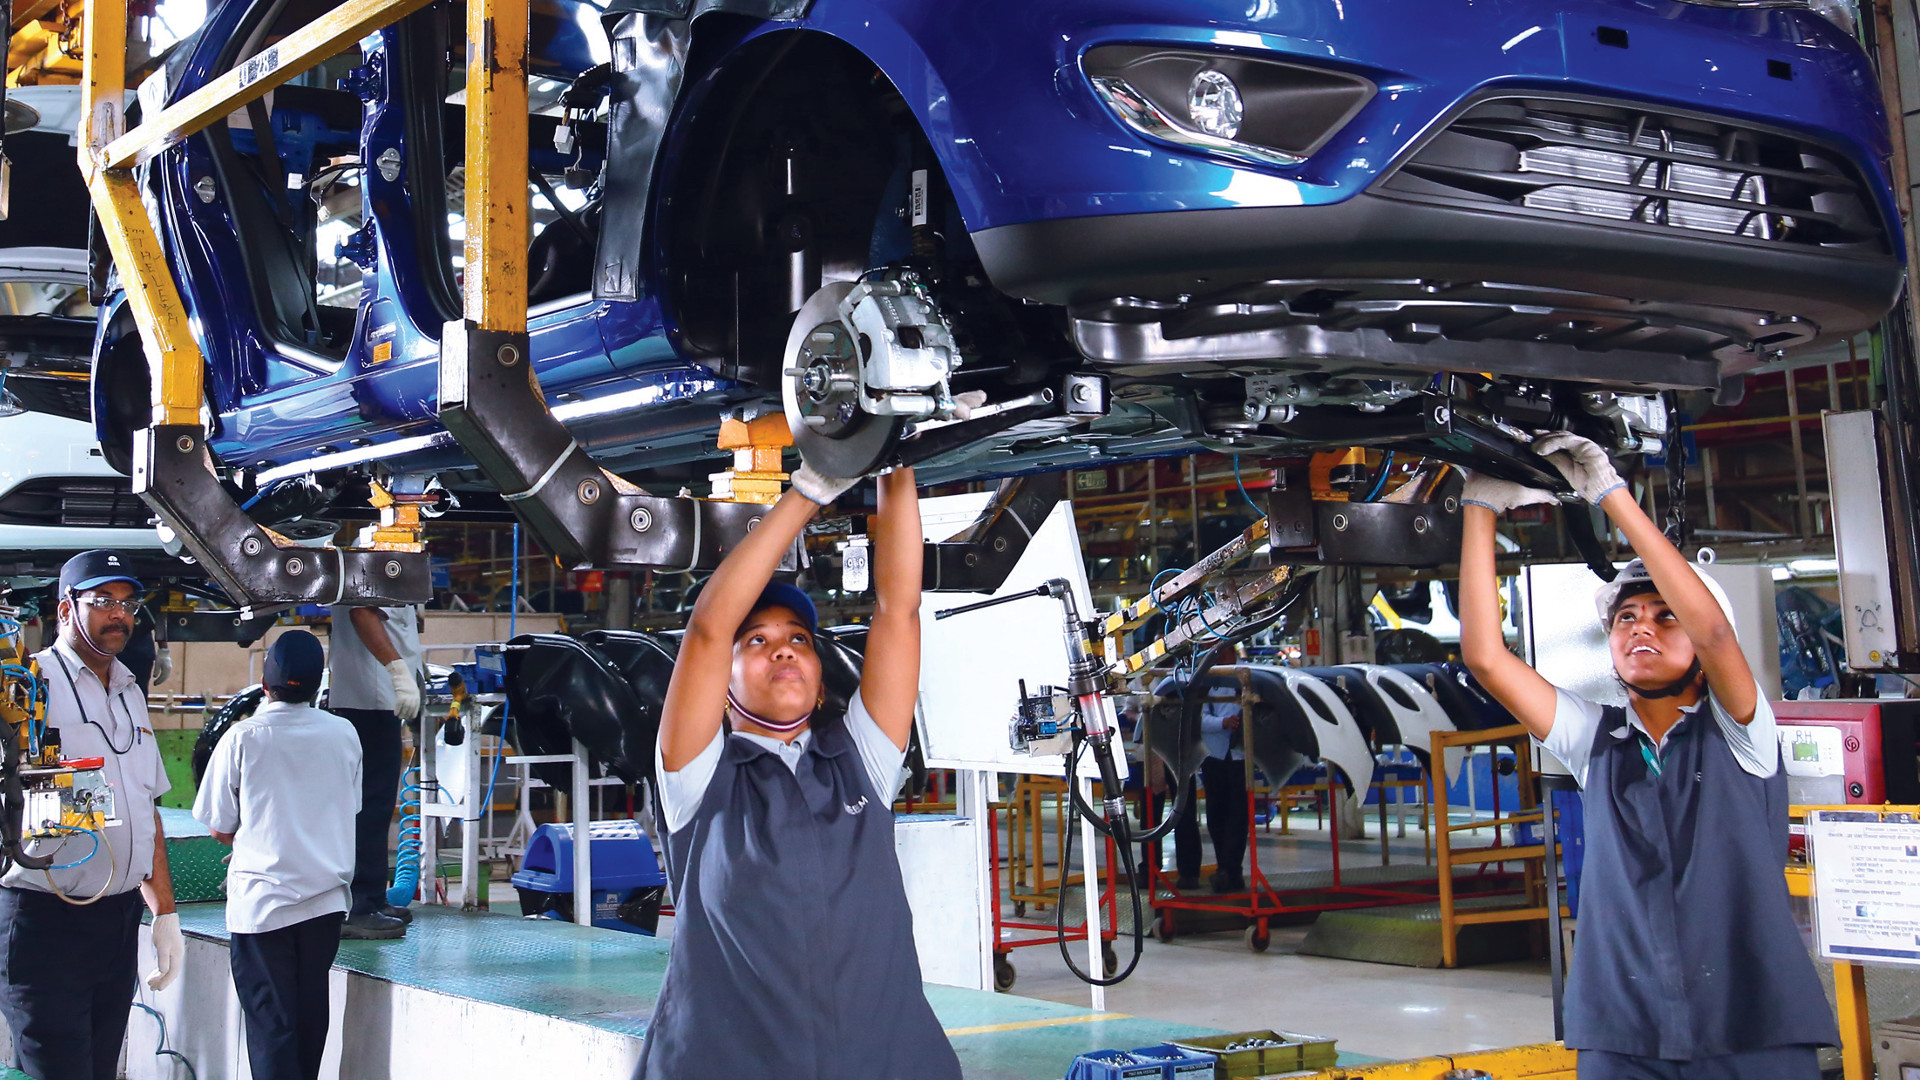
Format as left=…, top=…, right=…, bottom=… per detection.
left=0, top=549, right=183, bottom=1080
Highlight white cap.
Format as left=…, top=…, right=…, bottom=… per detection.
left=1594, top=558, right=1736, bottom=630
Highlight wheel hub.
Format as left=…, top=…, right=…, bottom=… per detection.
left=781, top=271, right=962, bottom=477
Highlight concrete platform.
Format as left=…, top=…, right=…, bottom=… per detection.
left=128, top=902, right=1381, bottom=1079
left=1298, top=896, right=1539, bottom=968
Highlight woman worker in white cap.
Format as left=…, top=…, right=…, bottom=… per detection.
left=1457, top=433, right=1836, bottom=1080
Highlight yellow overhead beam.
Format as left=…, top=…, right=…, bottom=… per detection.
left=464, top=0, right=530, bottom=332
left=93, top=0, right=436, bottom=171
left=79, top=0, right=202, bottom=424
left=11, top=0, right=66, bottom=31
left=9, top=0, right=86, bottom=86
left=85, top=171, right=203, bottom=423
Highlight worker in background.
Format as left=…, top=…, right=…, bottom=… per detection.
left=1458, top=434, right=1837, bottom=1079
left=117, top=604, right=170, bottom=696
left=0, top=550, right=182, bottom=1080
left=1171, top=685, right=1248, bottom=893
left=635, top=463, right=960, bottom=1080
left=194, top=630, right=360, bottom=1080
left=326, top=603, right=423, bottom=940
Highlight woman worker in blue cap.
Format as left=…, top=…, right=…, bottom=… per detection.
left=1458, top=433, right=1837, bottom=1079
left=633, top=461, right=960, bottom=1080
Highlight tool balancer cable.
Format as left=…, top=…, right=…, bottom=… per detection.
left=1050, top=677, right=1224, bottom=987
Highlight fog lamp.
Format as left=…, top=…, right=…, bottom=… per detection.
left=1188, top=70, right=1243, bottom=141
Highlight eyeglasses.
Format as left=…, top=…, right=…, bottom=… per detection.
left=74, top=595, right=143, bottom=617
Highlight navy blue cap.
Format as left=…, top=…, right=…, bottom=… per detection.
left=263, top=630, right=325, bottom=694
left=59, top=549, right=142, bottom=596
left=743, top=582, right=819, bottom=639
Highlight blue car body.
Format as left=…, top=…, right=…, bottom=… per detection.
left=94, top=0, right=1903, bottom=501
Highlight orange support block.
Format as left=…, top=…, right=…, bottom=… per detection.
left=709, top=413, right=793, bottom=504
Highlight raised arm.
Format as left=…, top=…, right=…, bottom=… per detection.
left=1600, top=487, right=1756, bottom=721
left=857, top=468, right=922, bottom=750
left=658, top=491, right=820, bottom=770
left=1456, top=503, right=1558, bottom=740
left=1535, top=433, right=1757, bottom=723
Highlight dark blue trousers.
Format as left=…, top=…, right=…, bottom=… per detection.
left=336, top=707, right=402, bottom=915
left=1578, top=1045, right=1821, bottom=1079
left=1175, top=757, right=1248, bottom=880
left=0, top=887, right=143, bottom=1080
left=230, top=913, right=346, bottom=1080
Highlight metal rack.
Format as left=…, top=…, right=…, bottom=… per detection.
left=1430, top=724, right=1564, bottom=968
left=1142, top=666, right=1448, bottom=952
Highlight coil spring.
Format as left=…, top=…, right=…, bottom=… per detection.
left=387, top=766, right=424, bottom=908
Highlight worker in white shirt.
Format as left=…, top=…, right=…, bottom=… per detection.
left=194, top=630, right=361, bottom=1080
left=0, top=550, right=182, bottom=1080
left=325, top=604, right=423, bottom=939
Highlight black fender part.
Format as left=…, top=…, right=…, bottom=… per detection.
left=502, top=633, right=654, bottom=789
left=1146, top=670, right=1316, bottom=790
left=192, top=685, right=265, bottom=786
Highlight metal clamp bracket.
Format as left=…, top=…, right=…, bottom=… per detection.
left=135, top=426, right=429, bottom=611
left=438, top=322, right=793, bottom=571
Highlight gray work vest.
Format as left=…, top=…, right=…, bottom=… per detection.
left=633, top=718, right=960, bottom=1079
left=1565, top=703, right=1839, bottom=1060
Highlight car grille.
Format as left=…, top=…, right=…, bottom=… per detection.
left=0, top=477, right=150, bottom=529
left=1380, top=96, right=1887, bottom=251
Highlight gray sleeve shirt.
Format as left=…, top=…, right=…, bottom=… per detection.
left=655, top=688, right=909, bottom=834
left=325, top=605, right=424, bottom=713
left=1539, top=681, right=1778, bottom=789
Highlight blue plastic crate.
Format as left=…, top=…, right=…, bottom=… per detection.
left=1127, top=1044, right=1216, bottom=1078
left=1066, top=1045, right=1216, bottom=1080
left=470, top=647, right=508, bottom=693
left=510, top=819, right=668, bottom=934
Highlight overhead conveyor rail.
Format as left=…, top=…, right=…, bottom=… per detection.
left=78, top=0, right=446, bottom=611
left=76, top=0, right=1070, bottom=598
left=77, top=0, right=796, bottom=608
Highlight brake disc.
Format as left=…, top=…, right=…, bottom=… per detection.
left=781, top=281, right=906, bottom=477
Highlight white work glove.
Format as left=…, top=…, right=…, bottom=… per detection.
left=1459, top=471, right=1558, bottom=515
left=790, top=462, right=860, bottom=506
left=951, top=390, right=989, bottom=420
left=147, top=912, right=183, bottom=991
left=1533, top=432, right=1628, bottom=504
left=386, top=658, right=422, bottom=721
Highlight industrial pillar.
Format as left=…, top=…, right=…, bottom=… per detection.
left=604, top=572, right=633, bottom=631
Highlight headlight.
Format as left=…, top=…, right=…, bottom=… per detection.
left=1084, top=46, right=1375, bottom=170
left=1674, top=0, right=1857, bottom=36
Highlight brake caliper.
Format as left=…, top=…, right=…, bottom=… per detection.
left=831, top=269, right=959, bottom=421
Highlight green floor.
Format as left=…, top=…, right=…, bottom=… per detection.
left=170, top=902, right=1375, bottom=1079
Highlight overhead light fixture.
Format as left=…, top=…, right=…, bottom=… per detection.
left=1788, top=558, right=1840, bottom=574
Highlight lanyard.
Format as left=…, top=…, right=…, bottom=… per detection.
left=1637, top=731, right=1664, bottom=778
left=50, top=650, right=137, bottom=756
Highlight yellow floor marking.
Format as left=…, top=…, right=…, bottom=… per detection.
left=944, top=1012, right=1130, bottom=1037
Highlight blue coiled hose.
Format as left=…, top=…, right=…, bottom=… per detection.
left=387, top=766, right=424, bottom=908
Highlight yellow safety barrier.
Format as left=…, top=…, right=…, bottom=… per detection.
left=1294, top=1042, right=1576, bottom=1079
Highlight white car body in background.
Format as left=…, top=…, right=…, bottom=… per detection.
left=0, top=246, right=163, bottom=579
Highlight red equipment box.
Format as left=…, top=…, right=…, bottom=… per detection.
left=1772, top=700, right=1920, bottom=806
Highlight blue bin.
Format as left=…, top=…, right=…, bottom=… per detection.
left=468, top=647, right=509, bottom=694
left=511, top=819, right=667, bottom=934
left=1066, top=1045, right=1215, bottom=1080
left=1512, top=790, right=1585, bottom=916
